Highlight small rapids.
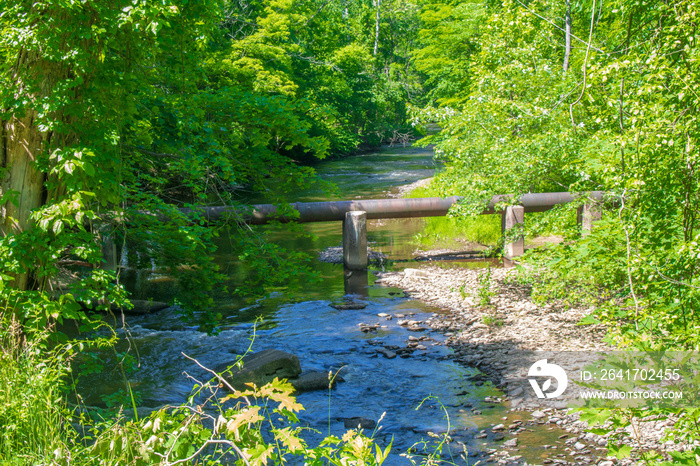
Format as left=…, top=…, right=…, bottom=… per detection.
left=79, top=144, right=550, bottom=464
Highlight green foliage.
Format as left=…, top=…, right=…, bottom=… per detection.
left=0, top=317, right=77, bottom=464
left=0, top=0, right=423, bottom=336
left=475, top=267, right=495, bottom=307
left=87, top=375, right=388, bottom=466
left=0, top=314, right=390, bottom=465
left=406, top=185, right=501, bottom=249
left=411, top=0, right=700, bottom=460
left=0, top=1, right=420, bottom=462
left=573, top=350, right=700, bottom=464
left=413, top=0, right=700, bottom=347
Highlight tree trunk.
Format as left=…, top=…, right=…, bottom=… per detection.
left=374, top=0, right=381, bottom=56
left=0, top=51, right=53, bottom=291
left=563, top=0, right=571, bottom=71
left=0, top=117, right=47, bottom=290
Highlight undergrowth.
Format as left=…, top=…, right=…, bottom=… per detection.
left=405, top=185, right=501, bottom=249
left=0, top=315, right=391, bottom=466
left=0, top=316, right=77, bottom=464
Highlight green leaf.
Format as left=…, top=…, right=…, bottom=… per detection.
left=608, top=443, right=633, bottom=459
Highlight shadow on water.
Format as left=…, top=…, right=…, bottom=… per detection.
left=82, top=144, right=578, bottom=465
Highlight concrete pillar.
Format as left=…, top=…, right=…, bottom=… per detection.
left=577, top=203, right=602, bottom=237
left=343, top=211, right=367, bottom=270
left=502, top=205, right=524, bottom=259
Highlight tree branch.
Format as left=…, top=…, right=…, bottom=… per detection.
left=515, top=0, right=606, bottom=55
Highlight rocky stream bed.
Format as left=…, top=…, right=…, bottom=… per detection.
left=368, top=265, right=689, bottom=465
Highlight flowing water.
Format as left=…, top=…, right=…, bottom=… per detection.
left=84, top=145, right=570, bottom=464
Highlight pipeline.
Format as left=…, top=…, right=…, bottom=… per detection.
left=178, top=191, right=605, bottom=225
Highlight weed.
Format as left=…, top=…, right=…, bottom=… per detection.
left=475, top=267, right=495, bottom=307
left=0, top=315, right=77, bottom=464
left=405, top=396, right=467, bottom=465
left=481, top=315, right=503, bottom=327
left=406, top=185, right=501, bottom=249
left=458, top=282, right=468, bottom=300
left=0, top=314, right=392, bottom=466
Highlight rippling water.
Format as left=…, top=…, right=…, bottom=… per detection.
left=78, top=144, right=570, bottom=464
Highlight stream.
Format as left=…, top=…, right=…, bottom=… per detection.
left=82, top=145, right=566, bottom=465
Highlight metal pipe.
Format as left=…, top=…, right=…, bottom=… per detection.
left=179, top=191, right=605, bottom=225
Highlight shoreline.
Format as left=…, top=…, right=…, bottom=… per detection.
left=374, top=265, right=683, bottom=465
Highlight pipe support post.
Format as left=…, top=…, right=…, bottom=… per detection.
left=343, top=211, right=368, bottom=270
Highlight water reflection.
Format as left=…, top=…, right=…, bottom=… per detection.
left=92, top=145, right=545, bottom=464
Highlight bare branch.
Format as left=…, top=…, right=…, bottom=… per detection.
left=182, top=352, right=238, bottom=393
left=569, top=0, right=596, bottom=126
left=515, top=0, right=606, bottom=55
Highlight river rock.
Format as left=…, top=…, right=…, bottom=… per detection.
left=110, top=300, right=170, bottom=315
left=290, top=371, right=342, bottom=392
left=503, top=438, right=518, bottom=448
left=404, top=268, right=429, bottom=278
left=342, top=417, right=376, bottom=430
left=217, top=349, right=302, bottom=389
left=331, top=301, right=368, bottom=310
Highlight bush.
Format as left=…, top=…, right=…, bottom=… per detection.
left=0, top=317, right=390, bottom=466
left=0, top=316, right=77, bottom=464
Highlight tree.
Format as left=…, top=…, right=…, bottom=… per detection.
left=413, top=0, right=700, bottom=346
left=1, top=0, right=422, bottom=335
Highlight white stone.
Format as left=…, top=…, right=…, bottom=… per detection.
left=404, top=268, right=429, bottom=278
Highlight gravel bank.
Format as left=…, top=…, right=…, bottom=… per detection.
left=318, top=245, right=388, bottom=264
left=388, top=177, right=433, bottom=198
left=374, top=265, right=688, bottom=465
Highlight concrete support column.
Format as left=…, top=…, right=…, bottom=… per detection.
left=502, top=205, right=525, bottom=259
left=577, top=202, right=602, bottom=237
left=343, top=211, right=367, bottom=270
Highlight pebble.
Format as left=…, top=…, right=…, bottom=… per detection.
left=372, top=264, right=683, bottom=463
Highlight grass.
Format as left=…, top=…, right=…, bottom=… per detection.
left=0, top=317, right=77, bottom=465
left=405, top=185, right=502, bottom=250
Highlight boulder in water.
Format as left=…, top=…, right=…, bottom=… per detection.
left=330, top=301, right=367, bottom=310
left=342, top=417, right=376, bottom=430
left=217, top=349, right=302, bottom=390
left=111, top=300, right=170, bottom=315
left=290, top=371, right=343, bottom=392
